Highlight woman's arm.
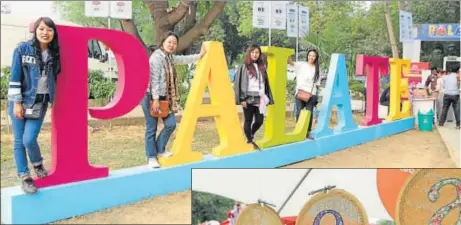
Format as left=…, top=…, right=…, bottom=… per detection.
left=7, top=47, right=24, bottom=103
left=149, top=53, right=163, bottom=100
left=173, top=54, right=201, bottom=65
left=173, top=43, right=207, bottom=65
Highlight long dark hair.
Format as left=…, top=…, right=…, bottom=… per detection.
left=243, top=44, right=266, bottom=78
left=31, top=17, right=61, bottom=76
left=306, top=49, right=320, bottom=83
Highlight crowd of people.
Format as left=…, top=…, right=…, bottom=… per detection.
left=424, top=66, right=460, bottom=128
left=6, top=17, right=459, bottom=195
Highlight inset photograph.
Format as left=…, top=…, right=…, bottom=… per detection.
left=192, top=168, right=460, bottom=225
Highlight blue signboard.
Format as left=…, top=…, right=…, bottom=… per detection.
left=415, top=24, right=460, bottom=41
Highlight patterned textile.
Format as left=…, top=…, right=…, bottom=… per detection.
left=165, top=55, right=180, bottom=112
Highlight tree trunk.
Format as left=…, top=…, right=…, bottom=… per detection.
left=384, top=2, right=399, bottom=58
left=118, top=0, right=225, bottom=55
left=177, top=1, right=226, bottom=52
left=182, top=1, right=198, bottom=55
left=119, top=19, right=150, bottom=55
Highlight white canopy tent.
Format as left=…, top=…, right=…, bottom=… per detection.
left=192, top=168, right=393, bottom=222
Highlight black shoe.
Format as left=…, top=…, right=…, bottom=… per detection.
left=251, top=142, right=261, bottom=151
left=21, top=177, right=37, bottom=194
left=33, top=164, right=48, bottom=178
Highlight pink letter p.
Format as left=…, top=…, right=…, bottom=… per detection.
left=34, top=26, right=149, bottom=188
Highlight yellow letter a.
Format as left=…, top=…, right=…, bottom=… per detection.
left=159, top=42, right=253, bottom=167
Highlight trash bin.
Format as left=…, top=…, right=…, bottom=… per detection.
left=418, top=109, right=434, bottom=132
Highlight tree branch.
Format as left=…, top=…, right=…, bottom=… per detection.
left=168, top=0, right=192, bottom=25
left=119, top=19, right=150, bottom=55
left=177, top=1, right=226, bottom=52
left=183, top=1, right=197, bottom=33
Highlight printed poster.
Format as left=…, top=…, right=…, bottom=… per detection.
left=85, top=1, right=110, bottom=18
left=252, top=1, right=269, bottom=29
left=286, top=4, right=298, bottom=37
left=299, top=6, right=309, bottom=37
left=110, top=1, right=132, bottom=20
left=399, top=10, right=413, bottom=42
left=270, top=1, right=287, bottom=30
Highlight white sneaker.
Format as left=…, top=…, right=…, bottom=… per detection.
left=147, top=158, right=160, bottom=168
left=159, top=152, right=173, bottom=158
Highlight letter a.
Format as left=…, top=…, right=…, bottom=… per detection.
left=35, top=25, right=150, bottom=188
left=311, top=54, right=358, bottom=138
left=386, top=58, right=411, bottom=121
left=257, top=47, right=311, bottom=149
left=159, top=42, right=253, bottom=167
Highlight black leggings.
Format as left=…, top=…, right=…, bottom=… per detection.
left=295, top=95, right=317, bottom=136
left=243, top=104, right=264, bottom=142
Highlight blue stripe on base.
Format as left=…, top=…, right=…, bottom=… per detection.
left=0, top=117, right=414, bottom=224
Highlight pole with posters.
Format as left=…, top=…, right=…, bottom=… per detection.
left=85, top=1, right=132, bottom=78
left=296, top=3, right=299, bottom=61
left=269, top=2, right=272, bottom=46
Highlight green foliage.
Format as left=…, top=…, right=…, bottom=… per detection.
left=349, top=79, right=365, bottom=94
left=286, top=79, right=296, bottom=102
left=376, top=219, right=395, bottom=225
left=175, top=64, right=193, bottom=109
left=192, top=190, right=236, bottom=225
left=1, top=66, right=11, bottom=99
left=88, top=70, right=116, bottom=101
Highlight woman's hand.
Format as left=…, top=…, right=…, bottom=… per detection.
left=241, top=101, right=247, bottom=109
left=199, top=43, right=207, bottom=58
left=13, top=102, right=24, bottom=119
left=151, top=100, right=160, bottom=114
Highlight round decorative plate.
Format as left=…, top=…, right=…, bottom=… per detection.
left=395, top=169, right=461, bottom=225
left=295, top=189, right=369, bottom=225
left=234, top=203, right=283, bottom=225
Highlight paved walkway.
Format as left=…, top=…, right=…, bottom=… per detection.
left=436, top=122, right=460, bottom=167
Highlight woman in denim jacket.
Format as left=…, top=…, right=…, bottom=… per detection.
left=7, top=17, right=61, bottom=194
left=144, top=32, right=206, bottom=168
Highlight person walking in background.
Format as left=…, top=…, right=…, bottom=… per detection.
left=288, top=49, right=321, bottom=139
left=233, top=44, right=275, bottom=150
left=456, top=68, right=460, bottom=126
left=439, top=66, right=460, bottom=129
left=7, top=17, right=61, bottom=194
left=144, top=32, right=207, bottom=168
left=425, top=67, right=439, bottom=97
left=435, top=70, right=445, bottom=120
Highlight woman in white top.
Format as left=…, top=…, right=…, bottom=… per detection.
left=288, top=49, right=321, bottom=139
left=234, top=44, right=274, bottom=149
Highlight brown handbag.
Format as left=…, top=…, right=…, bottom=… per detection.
left=296, top=89, right=313, bottom=102
left=296, top=79, right=316, bottom=102
left=149, top=67, right=170, bottom=118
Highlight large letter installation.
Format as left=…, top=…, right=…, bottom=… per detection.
left=355, top=55, right=389, bottom=126
left=257, top=47, right=311, bottom=149
left=159, top=42, right=253, bottom=167
left=311, top=54, right=358, bottom=138
left=34, top=25, right=150, bottom=188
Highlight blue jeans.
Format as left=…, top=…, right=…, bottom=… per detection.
left=141, top=94, right=176, bottom=159
left=8, top=100, right=48, bottom=178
